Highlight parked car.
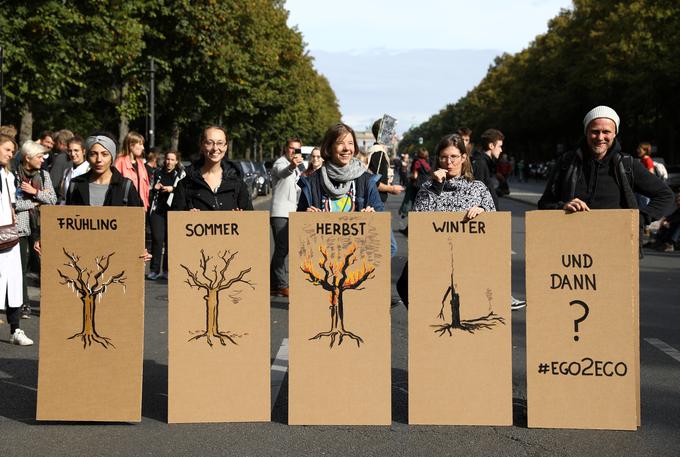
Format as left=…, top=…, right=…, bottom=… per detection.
left=231, top=160, right=259, bottom=201
left=254, top=161, right=271, bottom=196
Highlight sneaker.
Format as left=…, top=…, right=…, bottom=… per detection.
left=20, top=304, right=31, bottom=319
left=9, top=329, right=33, bottom=346
left=511, top=297, right=527, bottom=310
left=146, top=272, right=160, bottom=280
left=663, top=243, right=675, bottom=252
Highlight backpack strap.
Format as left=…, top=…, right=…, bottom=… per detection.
left=614, top=153, right=637, bottom=210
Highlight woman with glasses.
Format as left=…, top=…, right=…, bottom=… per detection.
left=302, top=147, right=323, bottom=176
left=397, top=134, right=495, bottom=306
left=173, top=126, right=253, bottom=211
left=413, top=134, right=495, bottom=215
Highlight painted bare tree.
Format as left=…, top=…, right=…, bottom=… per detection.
left=58, top=248, right=126, bottom=349
left=432, top=245, right=505, bottom=336
left=180, top=249, right=253, bottom=347
left=301, top=243, right=375, bottom=348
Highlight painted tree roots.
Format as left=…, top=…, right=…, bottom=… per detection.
left=301, top=244, right=375, bottom=348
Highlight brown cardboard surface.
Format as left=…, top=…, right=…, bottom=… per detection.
left=408, top=212, right=512, bottom=425
left=167, top=211, right=270, bottom=423
left=526, top=210, right=639, bottom=430
left=288, top=212, right=391, bottom=425
left=37, top=206, right=145, bottom=422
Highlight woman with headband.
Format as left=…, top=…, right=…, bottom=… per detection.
left=65, top=133, right=143, bottom=207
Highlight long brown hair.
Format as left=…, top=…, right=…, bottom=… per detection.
left=120, top=131, right=145, bottom=158
left=435, top=134, right=474, bottom=181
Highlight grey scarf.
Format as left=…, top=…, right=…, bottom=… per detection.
left=320, top=158, right=366, bottom=199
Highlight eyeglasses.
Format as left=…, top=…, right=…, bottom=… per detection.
left=204, top=140, right=227, bottom=149
left=439, top=155, right=463, bottom=162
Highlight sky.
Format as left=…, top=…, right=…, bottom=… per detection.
left=285, top=0, right=574, bottom=134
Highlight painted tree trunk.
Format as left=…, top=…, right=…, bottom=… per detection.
left=206, top=289, right=220, bottom=335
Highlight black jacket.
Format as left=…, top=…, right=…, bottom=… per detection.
left=538, top=139, right=674, bottom=222
left=471, top=150, right=499, bottom=209
left=173, top=163, right=253, bottom=211
left=66, top=167, right=143, bottom=207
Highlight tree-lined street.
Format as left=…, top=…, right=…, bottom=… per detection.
left=2, top=181, right=679, bottom=456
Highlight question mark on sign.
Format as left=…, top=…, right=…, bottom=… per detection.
left=569, top=299, right=589, bottom=341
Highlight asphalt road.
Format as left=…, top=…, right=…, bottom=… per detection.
left=1, top=181, right=679, bottom=456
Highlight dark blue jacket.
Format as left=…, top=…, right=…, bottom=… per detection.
left=297, top=170, right=384, bottom=212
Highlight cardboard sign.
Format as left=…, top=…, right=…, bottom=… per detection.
left=408, top=212, right=512, bottom=425
left=525, top=210, right=640, bottom=430
left=167, top=211, right=270, bottom=423
left=288, top=212, right=391, bottom=425
left=37, top=206, right=145, bottom=422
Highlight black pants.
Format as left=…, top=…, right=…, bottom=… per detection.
left=4, top=290, right=20, bottom=332
left=149, top=211, right=168, bottom=274
left=396, top=261, right=408, bottom=308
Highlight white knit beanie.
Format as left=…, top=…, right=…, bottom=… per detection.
left=583, top=106, right=620, bottom=134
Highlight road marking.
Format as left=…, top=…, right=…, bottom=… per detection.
left=645, top=338, right=680, bottom=363
left=0, top=380, right=37, bottom=391
left=271, top=338, right=289, bottom=411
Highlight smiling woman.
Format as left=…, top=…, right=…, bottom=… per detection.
left=172, top=126, right=253, bottom=211
left=297, top=123, right=383, bottom=213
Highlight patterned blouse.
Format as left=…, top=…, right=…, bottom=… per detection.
left=414, top=176, right=496, bottom=212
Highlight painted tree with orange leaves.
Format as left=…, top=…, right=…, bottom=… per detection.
left=180, top=249, right=253, bottom=347
left=300, top=243, right=375, bottom=348
left=58, top=249, right=126, bottom=349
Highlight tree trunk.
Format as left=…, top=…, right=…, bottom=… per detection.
left=19, top=103, right=33, bottom=145
left=170, top=122, right=180, bottom=151
left=118, top=82, right=129, bottom=146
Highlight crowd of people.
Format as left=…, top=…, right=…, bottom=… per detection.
left=0, top=105, right=676, bottom=346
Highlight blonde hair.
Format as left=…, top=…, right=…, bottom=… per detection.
left=20, top=140, right=49, bottom=161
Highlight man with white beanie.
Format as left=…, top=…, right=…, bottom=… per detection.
left=538, top=105, right=673, bottom=224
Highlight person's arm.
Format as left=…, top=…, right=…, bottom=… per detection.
left=632, top=160, right=674, bottom=220
left=36, top=172, right=58, bottom=205
left=365, top=175, right=385, bottom=211
left=537, top=160, right=566, bottom=210
left=271, top=156, right=298, bottom=179
left=126, top=180, right=144, bottom=207
left=237, top=179, right=254, bottom=210
left=476, top=182, right=496, bottom=212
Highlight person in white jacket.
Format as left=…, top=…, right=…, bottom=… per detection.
left=269, top=137, right=303, bottom=297
left=0, top=134, right=33, bottom=345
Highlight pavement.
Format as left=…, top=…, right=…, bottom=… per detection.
left=2, top=181, right=680, bottom=456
